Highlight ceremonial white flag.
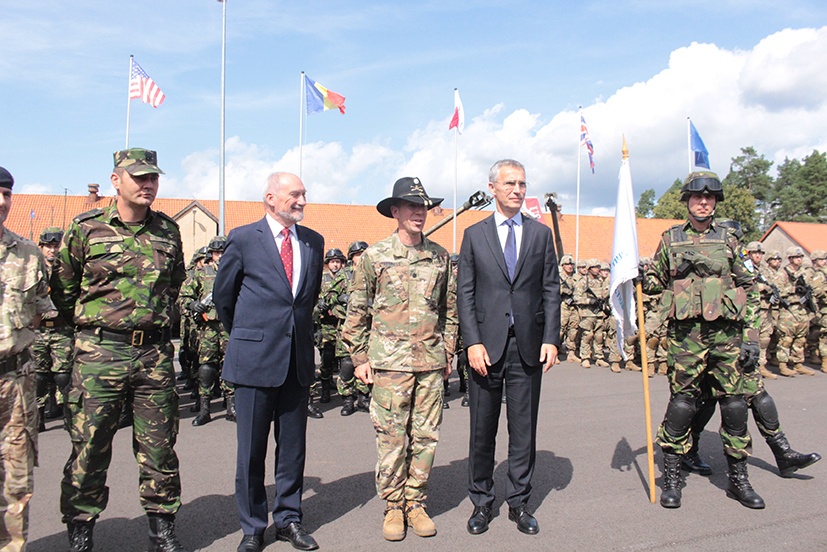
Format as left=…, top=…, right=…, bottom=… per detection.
left=609, top=144, right=639, bottom=359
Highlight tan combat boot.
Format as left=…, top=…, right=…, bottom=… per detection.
left=625, top=360, right=641, bottom=371
left=581, top=359, right=591, bottom=368
left=657, top=362, right=669, bottom=375
left=610, top=362, right=621, bottom=373
left=405, top=503, right=436, bottom=537
left=794, top=363, right=815, bottom=376
left=778, top=363, right=796, bottom=377
left=383, top=503, right=406, bottom=541
left=822, top=358, right=827, bottom=374
left=759, top=365, right=777, bottom=380
left=595, top=359, right=610, bottom=367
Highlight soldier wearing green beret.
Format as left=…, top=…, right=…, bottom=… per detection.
left=51, top=148, right=187, bottom=551
left=0, top=166, right=52, bottom=551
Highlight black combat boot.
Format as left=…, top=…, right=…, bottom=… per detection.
left=340, top=395, right=356, bottom=416
left=681, top=433, right=712, bottom=475
left=308, top=396, right=323, bottom=419
left=147, top=513, right=185, bottom=552
left=67, top=519, right=95, bottom=552
left=225, top=395, right=237, bottom=423
left=320, top=379, right=331, bottom=404
left=461, top=391, right=469, bottom=407
left=189, top=391, right=200, bottom=413
left=45, top=391, right=61, bottom=419
left=660, top=452, right=683, bottom=508
left=192, top=397, right=212, bottom=426
left=725, top=456, right=765, bottom=509
left=766, top=432, right=822, bottom=477
left=356, top=391, right=370, bottom=413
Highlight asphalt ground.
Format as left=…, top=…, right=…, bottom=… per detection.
left=27, top=355, right=827, bottom=551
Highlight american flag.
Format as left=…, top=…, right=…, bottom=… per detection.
left=580, top=114, right=595, bottom=173
left=129, top=59, right=166, bottom=108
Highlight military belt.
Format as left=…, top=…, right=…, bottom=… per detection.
left=0, top=349, right=31, bottom=376
left=40, top=317, right=67, bottom=329
left=83, top=327, right=171, bottom=347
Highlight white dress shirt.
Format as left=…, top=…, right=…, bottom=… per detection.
left=266, top=213, right=302, bottom=297
left=493, top=210, right=523, bottom=259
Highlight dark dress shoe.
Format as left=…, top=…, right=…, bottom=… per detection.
left=467, top=506, right=493, bottom=535
left=508, top=505, right=539, bottom=535
left=237, top=533, right=263, bottom=552
left=276, top=522, right=319, bottom=551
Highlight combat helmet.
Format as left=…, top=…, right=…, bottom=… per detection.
left=681, top=171, right=724, bottom=202
left=587, top=258, right=600, bottom=269
left=39, top=226, right=63, bottom=245
left=347, top=241, right=369, bottom=260
left=560, top=254, right=574, bottom=266
left=325, top=248, right=347, bottom=264
left=810, top=249, right=827, bottom=261
left=208, top=235, right=227, bottom=252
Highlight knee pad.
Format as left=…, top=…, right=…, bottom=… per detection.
left=53, top=372, right=72, bottom=393
left=339, top=357, right=355, bottom=381
left=35, top=372, right=52, bottom=397
left=663, top=393, right=697, bottom=438
left=719, top=395, right=749, bottom=436
left=198, top=363, right=219, bottom=387
left=750, top=391, right=780, bottom=432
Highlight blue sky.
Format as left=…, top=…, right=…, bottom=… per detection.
left=2, top=1, right=827, bottom=216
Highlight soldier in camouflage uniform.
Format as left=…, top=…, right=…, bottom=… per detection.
left=51, top=149, right=187, bottom=552
left=763, top=250, right=784, bottom=366
left=337, top=241, right=372, bottom=416
left=559, top=254, right=580, bottom=362
left=0, top=166, right=52, bottom=552
left=31, top=227, right=75, bottom=432
left=180, top=236, right=233, bottom=427
left=809, top=250, right=827, bottom=372
left=177, top=247, right=207, bottom=393
left=744, top=241, right=779, bottom=379
left=639, top=257, right=667, bottom=376
left=775, top=246, right=816, bottom=376
left=342, top=177, right=456, bottom=542
left=574, top=259, right=610, bottom=368
left=314, top=248, right=348, bottom=406
left=645, top=171, right=764, bottom=510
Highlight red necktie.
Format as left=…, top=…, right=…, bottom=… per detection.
left=280, top=227, right=293, bottom=288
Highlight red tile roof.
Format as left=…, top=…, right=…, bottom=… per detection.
left=761, top=221, right=827, bottom=253
left=6, top=192, right=679, bottom=262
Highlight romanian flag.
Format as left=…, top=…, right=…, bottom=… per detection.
left=305, top=75, right=346, bottom=114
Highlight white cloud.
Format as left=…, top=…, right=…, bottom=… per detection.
left=165, top=26, right=827, bottom=215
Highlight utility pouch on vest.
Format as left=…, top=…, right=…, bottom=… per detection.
left=721, top=287, right=747, bottom=321
left=658, top=290, right=675, bottom=320
left=701, top=277, right=723, bottom=321
left=672, top=279, right=696, bottom=320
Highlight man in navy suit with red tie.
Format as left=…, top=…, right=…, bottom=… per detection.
left=214, top=172, right=324, bottom=552
left=457, top=159, right=561, bottom=536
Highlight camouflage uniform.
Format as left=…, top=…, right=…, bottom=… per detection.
left=0, top=224, right=51, bottom=551
left=574, top=262, right=609, bottom=366
left=314, top=262, right=347, bottom=399
left=775, top=256, right=813, bottom=372
left=52, top=197, right=186, bottom=524
left=645, top=216, right=760, bottom=468
left=558, top=256, right=580, bottom=360
left=177, top=248, right=207, bottom=393
left=810, top=251, right=827, bottom=372
left=179, top=255, right=232, bottom=425
left=335, top=261, right=371, bottom=405
left=31, top=228, right=74, bottom=428
left=341, top=232, right=457, bottom=508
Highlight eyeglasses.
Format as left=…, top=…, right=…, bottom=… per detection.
left=496, top=180, right=527, bottom=191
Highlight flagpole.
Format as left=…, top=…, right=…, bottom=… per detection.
left=126, top=55, right=133, bottom=149
left=453, top=110, right=458, bottom=254
left=299, top=72, right=305, bottom=178
left=687, top=117, right=692, bottom=173
left=622, top=135, right=656, bottom=504
left=575, top=107, right=582, bottom=262
left=218, top=0, right=227, bottom=236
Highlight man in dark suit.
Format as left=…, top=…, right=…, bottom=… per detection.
left=457, top=159, right=561, bottom=536
left=214, top=172, right=324, bottom=552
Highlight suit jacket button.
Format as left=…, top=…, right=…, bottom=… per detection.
left=286, top=332, right=291, bottom=338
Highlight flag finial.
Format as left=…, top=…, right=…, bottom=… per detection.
left=621, top=134, right=629, bottom=160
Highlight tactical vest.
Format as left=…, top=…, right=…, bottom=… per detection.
left=659, top=224, right=746, bottom=323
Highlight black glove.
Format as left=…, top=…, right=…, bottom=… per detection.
left=317, top=299, right=329, bottom=313
left=188, top=300, right=208, bottom=315
left=632, top=270, right=644, bottom=287
left=738, top=340, right=760, bottom=373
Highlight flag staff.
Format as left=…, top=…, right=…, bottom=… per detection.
left=452, top=88, right=459, bottom=253
left=687, top=117, right=692, bottom=173
left=126, top=55, right=133, bottom=149
left=575, top=107, right=582, bottom=262
left=623, top=133, right=656, bottom=503
left=299, top=72, right=305, bottom=178
left=218, top=0, right=227, bottom=236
